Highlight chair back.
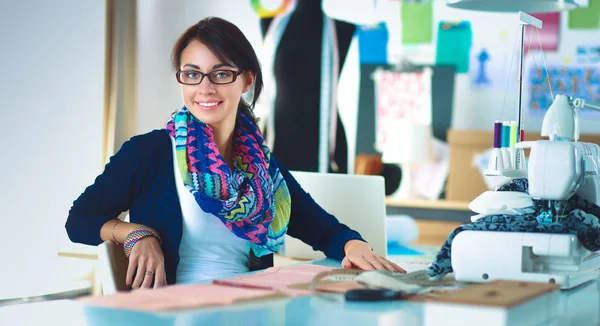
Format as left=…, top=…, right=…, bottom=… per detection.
left=97, top=241, right=129, bottom=295
left=282, top=171, right=388, bottom=259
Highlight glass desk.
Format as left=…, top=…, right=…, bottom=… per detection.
left=1, top=259, right=598, bottom=326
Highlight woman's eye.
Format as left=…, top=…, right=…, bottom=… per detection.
left=185, top=71, right=200, bottom=79
left=214, top=71, right=233, bottom=79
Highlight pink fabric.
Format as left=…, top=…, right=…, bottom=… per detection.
left=80, top=265, right=338, bottom=311
left=213, top=264, right=335, bottom=297
left=79, top=283, right=278, bottom=312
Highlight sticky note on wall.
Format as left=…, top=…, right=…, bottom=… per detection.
left=569, top=0, right=600, bottom=29
left=401, top=2, right=433, bottom=45
left=435, top=21, right=472, bottom=73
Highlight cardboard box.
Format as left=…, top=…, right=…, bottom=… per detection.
left=424, top=280, right=560, bottom=326
left=446, top=129, right=493, bottom=201
left=445, top=129, right=600, bottom=202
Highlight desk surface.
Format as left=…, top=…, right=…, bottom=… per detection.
left=2, top=259, right=599, bottom=326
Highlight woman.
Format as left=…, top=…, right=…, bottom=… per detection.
left=65, top=17, right=404, bottom=290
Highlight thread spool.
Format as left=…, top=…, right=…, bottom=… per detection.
left=501, top=122, right=512, bottom=169
left=493, top=121, right=502, bottom=149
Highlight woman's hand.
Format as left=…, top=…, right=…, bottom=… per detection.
left=341, top=240, right=406, bottom=274
left=126, top=236, right=167, bottom=289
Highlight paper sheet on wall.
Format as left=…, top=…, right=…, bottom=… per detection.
left=528, top=65, right=600, bottom=116
left=372, top=68, right=433, bottom=153
left=401, top=2, right=433, bottom=45
left=525, top=12, right=560, bottom=53
left=435, top=21, right=472, bottom=74
left=569, top=0, right=600, bottom=29
left=411, top=138, right=449, bottom=200
left=577, top=44, right=600, bottom=64
left=357, top=22, right=389, bottom=64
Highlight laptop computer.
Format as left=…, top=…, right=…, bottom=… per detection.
left=281, top=171, right=388, bottom=260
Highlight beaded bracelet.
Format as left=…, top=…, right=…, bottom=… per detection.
left=123, top=227, right=162, bottom=258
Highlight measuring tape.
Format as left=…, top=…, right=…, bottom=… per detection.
left=251, top=0, right=293, bottom=18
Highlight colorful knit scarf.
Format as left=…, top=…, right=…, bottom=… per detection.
left=165, top=107, right=291, bottom=257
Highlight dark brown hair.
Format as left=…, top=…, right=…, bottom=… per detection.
left=171, top=17, right=262, bottom=125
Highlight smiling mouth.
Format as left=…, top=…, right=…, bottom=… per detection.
left=195, top=101, right=222, bottom=110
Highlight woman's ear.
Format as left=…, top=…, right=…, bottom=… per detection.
left=242, top=71, right=254, bottom=93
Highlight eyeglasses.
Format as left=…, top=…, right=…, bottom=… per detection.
left=176, top=69, right=244, bottom=85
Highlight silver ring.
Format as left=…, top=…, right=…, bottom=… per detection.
left=145, top=271, right=155, bottom=276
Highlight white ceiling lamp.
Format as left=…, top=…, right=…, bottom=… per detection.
left=446, top=0, right=579, bottom=12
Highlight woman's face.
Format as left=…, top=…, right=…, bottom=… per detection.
left=179, top=40, right=253, bottom=130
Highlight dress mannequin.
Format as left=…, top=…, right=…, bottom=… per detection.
left=259, top=0, right=355, bottom=173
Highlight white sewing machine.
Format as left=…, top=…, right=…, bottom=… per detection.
left=452, top=95, right=600, bottom=289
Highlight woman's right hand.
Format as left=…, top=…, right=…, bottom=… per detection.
left=126, top=236, right=167, bottom=289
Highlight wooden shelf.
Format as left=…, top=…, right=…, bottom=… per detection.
left=385, top=198, right=471, bottom=211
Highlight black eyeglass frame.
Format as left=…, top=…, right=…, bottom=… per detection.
left=175, top=69, right=244, bottom=85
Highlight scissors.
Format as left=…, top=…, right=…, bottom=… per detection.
left=344, top=288, right=422, bottom=302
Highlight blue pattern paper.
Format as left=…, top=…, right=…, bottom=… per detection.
left=529, top=66, right=600, bottom=116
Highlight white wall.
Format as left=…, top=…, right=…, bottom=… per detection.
left=0, top=1, right=105, bottom=285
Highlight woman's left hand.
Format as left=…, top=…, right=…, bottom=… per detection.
left=341, top=240, right=406, bottom=274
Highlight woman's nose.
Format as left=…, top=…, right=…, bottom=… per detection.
left=196, top=77, right=215, bottom=94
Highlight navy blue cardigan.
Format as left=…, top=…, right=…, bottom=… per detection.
left=65, top=129, right=364, bottom=285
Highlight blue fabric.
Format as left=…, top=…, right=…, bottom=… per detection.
left=65, top=129, right=364, bottom=285
left=428, top=178, right=600, bottom=279
left=387, top=243, right=423, bottom=256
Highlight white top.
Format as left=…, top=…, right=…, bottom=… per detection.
left=171, top=137, right=250, bottom=284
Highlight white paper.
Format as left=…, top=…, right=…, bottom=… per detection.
left=373, top=68, right=433, bottom=153
left=412, top=138, right=449, bottom=200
